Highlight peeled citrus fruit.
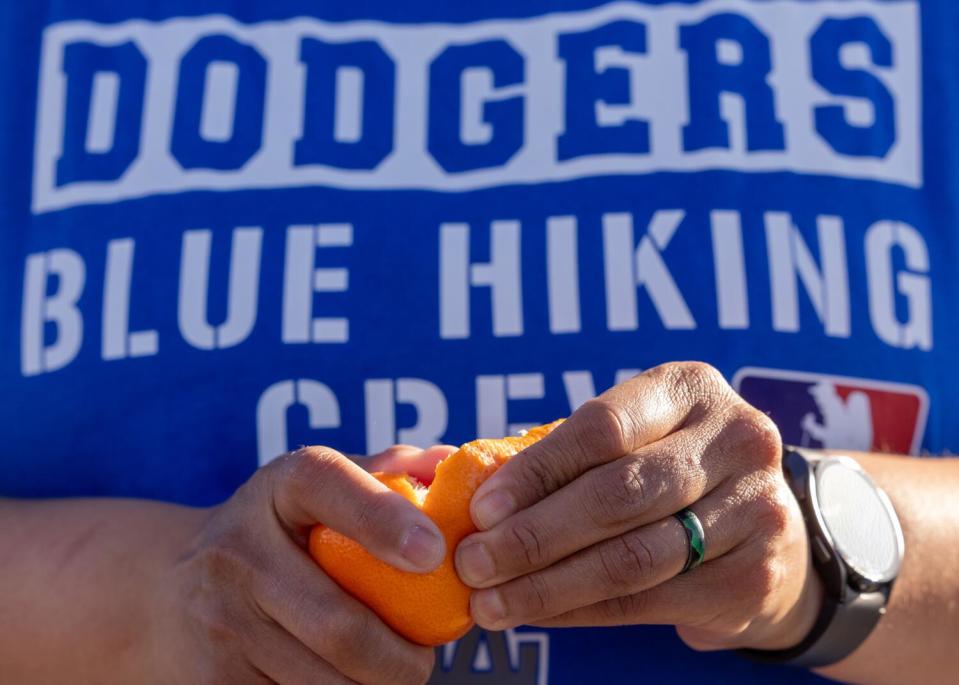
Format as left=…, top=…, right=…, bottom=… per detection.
left=308, top=420, right=563, bottom=646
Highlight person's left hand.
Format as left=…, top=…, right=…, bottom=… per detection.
left=454, top=362, right=823, bottom=652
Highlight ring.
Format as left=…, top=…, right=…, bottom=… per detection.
left=674, top=508, right=706, bottom=574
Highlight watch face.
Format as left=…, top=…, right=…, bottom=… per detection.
left=814, top=458, right=905, bottom=585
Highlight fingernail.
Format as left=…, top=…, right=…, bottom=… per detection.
left=400, top=524, right=445, bottom=571
left=473, top=490, right=517, bottom=530
left=472, top=588, right=507, bottom=626
left=456, top=541, right=495, bottom=585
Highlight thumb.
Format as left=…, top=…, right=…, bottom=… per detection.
left=269, top=446, right=446, bottom=573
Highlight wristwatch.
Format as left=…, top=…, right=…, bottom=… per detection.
left=741, top=446, right=905, bottom=668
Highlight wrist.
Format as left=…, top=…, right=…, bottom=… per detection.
left=138, top=505, right=212, bottom=684
left=743, top=510, right=826, bottom=651
left=778, top=549, right=826, bottom=649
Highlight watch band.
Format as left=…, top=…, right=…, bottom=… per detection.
left=738, top=446, right=897, bottom=668
left=740, top=589, right=886, bottom=667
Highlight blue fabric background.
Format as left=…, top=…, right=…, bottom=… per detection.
left=3, top=1, right=955, bottom=682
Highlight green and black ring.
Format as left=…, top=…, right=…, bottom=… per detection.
left=675, top=508, right=707, bottom=574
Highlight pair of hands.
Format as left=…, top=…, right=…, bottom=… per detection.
left=158, top=363, right=820, bottom=684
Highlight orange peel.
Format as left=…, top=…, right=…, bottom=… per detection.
left=309, top=420, right=563, bottom=646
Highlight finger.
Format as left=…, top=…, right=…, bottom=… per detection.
left=471, top=362, right=734, bottom=529
left=412, top=445, right=459, bottom=484
left=367, top=445, right=458, bottom=485
left=469, top=485, right=746, bottom=629
left=528, top=549, right=752, bottom=629
left=457, top=420, right=730, bottom=587
left=363, top=445, right=422, bottom=472
left=460, top=397, right=783, bottom=586
left=253, top=530, right=435, bottom=685
left=270, top=446, right=445, bottom=573
left=246, top=618, right=355, bottom=685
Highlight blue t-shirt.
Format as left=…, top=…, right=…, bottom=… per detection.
left=2, top=1, right=954, bottom=682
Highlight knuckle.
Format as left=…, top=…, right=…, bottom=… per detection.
left=519, top=572, right=553, bottom=616
left=196, top=537, right=251, bottom=587
left=750, top=412, right=783, bottom=468
left=505, top=518, right=550, bottom=568
left=750, top=488, right=792, bottom=539
left=745, top=558, right=781, bottom=605
left=588, top=459, right=655, bottom=525
left=576, top=398, right=633, bottom=457
left=286, top=446, right=343, bottom=499
left=684, top=361, right=726, bottom=387
left=725, top=623, right=756, bottom=648
left=515, top=455, right=561, bottom=503
left=672, top=362, right=728, bottom=405
left=726, top=407, right=782, bottom=470
left=598, top=534, right=656, bottom=594
left=676, top=625, right=733, bottom=652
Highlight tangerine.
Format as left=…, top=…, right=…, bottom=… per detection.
left=308, top=420, right=563, bottom=646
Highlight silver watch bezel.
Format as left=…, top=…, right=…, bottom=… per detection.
left=807, top=455, right=905, bottom=589
left=739, top=447, right=904, bottom=667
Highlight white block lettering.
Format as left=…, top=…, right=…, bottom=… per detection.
left=103, top=238, right=158, bottom=360
left=603, top=210, right=694, bottom=331
left=256, top=378, right=341, bottom=465
left=477, top=372, right=545, bottom=438
left=766, top=212, right=850, bottom=337
left=200, top=62, right=239, bottom=142
left=179, top=227, right=262, bottom=350
left=334, top=66, right=364, bottom=144
left=364, top=378, right=449, bottom=453
left=440, top=221, right=523, bottom=339
left=21, top=249, right=86, bottom=376
left=282, top=224, right=352, bottom=344
left=711, top=210, right=749, bottom=329
left=547, top=216, right=581, bottom=334
left=865, top=220, right=932, bottom=350
left=86, top=72, right=119, bottom=153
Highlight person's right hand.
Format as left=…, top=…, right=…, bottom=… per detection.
left=154, top=446, right=444, bottom=685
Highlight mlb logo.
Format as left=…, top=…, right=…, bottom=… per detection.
left=732, top=368, right=928, bottom=455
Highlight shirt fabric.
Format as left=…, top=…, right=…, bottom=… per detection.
left=2, top=1, right=955, bottom=682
